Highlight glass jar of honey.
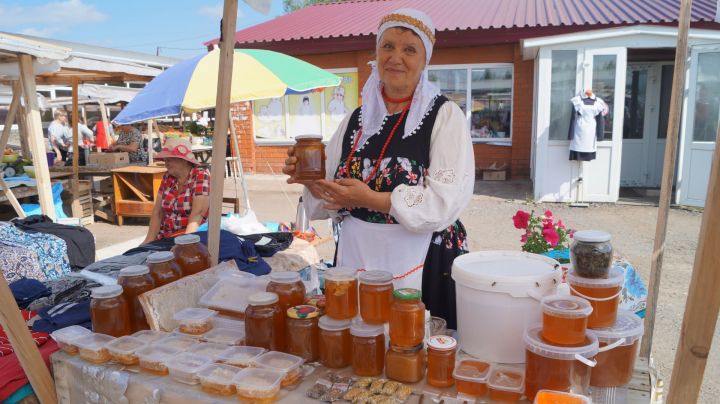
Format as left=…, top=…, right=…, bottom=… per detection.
left=350, top=321, right=386, bottom=377
left=324, top=267, right=358, bottom=320
left=267, top=272, right=306, bottom=315
left=118, top=265, right=155, bottom=333
left=172, top=234, right=212, bottom=276
left=286, top=305, right=320, bottom=362
left=426, top=335, right=457, bottom=387
left=385, top=343, right=425, bottom=383
left=318, top=316, right=352, bottom=368
left=359, top=270, right=394, bottom=324
left=590, top=311, right=644, bottom=388
left=541, top=295, right=593, bottom=346
left=293, top=134, right=325, bottom=181
left=567, top=268, right=624, bottom=328
left=146, top=251, right=182, bottom=286
left=245, top=292, right=284, bottom=351
left=90, top=285, right=131, bottom=337
left=389, top=288, right=425, bottom=347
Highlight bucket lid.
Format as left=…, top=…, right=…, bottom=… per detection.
left=287, top=305, right=320, bottom=319
left=92, top=285, right=123, bottom=299
left=269, top=271, right=301, bottom=284
left=393, top=288, right=421, bottom=300
left=541, top=295, right=593, bottom=319
left=451, top=251, right=562, bottom=298
left=175, top=234, right=200, bottom=245
left=592, top=310, right=644, bottom=345
left=350, top=320, right=385, bottom=337
left=146, top=251, right=174, bottom=264
left=359, top=270, right=393, bottom=285
left=325, top=267, right=357, bottom=282
left=248, top=292, right=279, bottom=306
left=487, top=365, right=525, bottom=394
left=119, top=265, right=150, bottom=277
left=573, top=230, right=611, bottom=243
left=318, top=316, right=351, bottom=331
left=567, top=267, right=624, bottom=288
left=524, top=325, right=599, bottom=361
left=427, top=335, right=457, bottom=351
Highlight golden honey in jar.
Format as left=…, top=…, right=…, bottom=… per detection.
left=285, top=305, right=320, bottom=362
left=389, top=288, right=425, bottom=347
left=267, top=271, right=306, bottom=351
left=350, top=321, right=386, bottom=377
left=359, top=270, right=394, bottom=324
left=318, top=316, right=352, bottom=368
left=293, top=134, right=325, bottom=181
left=568, top=268, right=624, bottom=328
left=385, top=343, right=425, bottom=383
left=118, top=265, right=155, bottom=333
left=324, top=267, right=358, bottom=320
left=541, top=295, right=593, bottom=346
left=590, top=311, right=644, bottom=387
left=426, top=335, right=457, bottom=387
left=172, top=234, right=212, bottom=276
left=245, top=292, right=284, bottom=351
left=146, top=251, right=182, bottom=287
left=90, top=285, right=132, bottom=337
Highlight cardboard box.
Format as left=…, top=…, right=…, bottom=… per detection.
left=483, top=169, right=507, bottom=181
left=88, top=152, right=129, bottom=168
left=92, top=176, right=114, bottom=194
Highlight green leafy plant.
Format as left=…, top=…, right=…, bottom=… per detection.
left=512, top=209, right=574, bottom=254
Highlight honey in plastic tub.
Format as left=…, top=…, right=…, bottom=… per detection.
left=146, top=251, right=182, bottom=286
left=202, top=327, right=245, bottom=346
left=350, top=321, right=386, bottom=377
left=166, top=352, right=213, bottom=384
left=136, top=344, right=182, bottom=375
left=427, top=335, right=457, bottom=387
left=590, top=310, right=644, bottom=387
left=285, top=305, right=320, bottom=362
left=172, top=234, right=211, bottom=276
left=75, top=333, right=115, bottom=364
left=454, top=359, right=491, bottom=398
left=293, top=134, right=326, bottom=181
left=245, top=292, right=284, bottom=351
left=385, top=343, right=425, bottom=383
left=389, top=288, right=425, bottom=347
left=541, top=295, right=593, bottom=346
left=50, top=325, right=91, bottom=355
left=233, top=367, right=285, bottom=403
left=158, top=334, right=197, bottom=351
left=318, top=316, right=352, bottom=368
left=524, top=325, right=599, bottom=401
left=118, top=265, right=155, bottom=332
left=197, top=363, right=241, bottom=395
left=359, top=270, right=394, bottom=324
left=90, top=285, right=132, bottom=337
left=488, top=365, right=525, bottom=402
left=132, top=330, right=168, bottom=344
left=217, top=346, right=266, bottom=368
left=173, top=307, right=217, bottom=335
left=324, top=267, right=358, bottom=320
left=252, top=351, right=304, bottom=387
left=106, top=336, right=147, bottom=365
left=567, top=268, right=624, bottom=328
left=187, top=342, right=229, bottom=361
left=534, top=389, right=591, bottom=404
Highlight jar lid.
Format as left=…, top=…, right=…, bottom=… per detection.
left=523, top=325, right=599, bottom=361
left=119, top=265, right=150, bottom=277
left=175, top=234, right=200, bottom=245
left=287, top=305, right=320, bottom=319
left=591, top=310, right=645, bottom=345
left=294, top=134, right=322, bottom=140
left=393, top=288, right=421, bottom=300
left=358, top=270, right=393, bottom=285
left=573, top=230, right=611, bottom=243
left=247, top=292, right=279, bottom=306
left=487, top=366, right=525, bottom=394
left=146, top=251, right=175, bottom=264
left=427, top=335, right=457, bottom=351
left=269, top=271, right=301, bottom=284
left=567, top=267, right=624, bottom=288
left=541, top=295, right=593, bottom=318
left=324, top=267, right=357, bottom=282
left=389, top=342, right=424, bottom=353
left=91, top=285, right=123, bottom=299
left=350, top=320, right=385, bottom=337
left=318, top=316, right=351, bottom=331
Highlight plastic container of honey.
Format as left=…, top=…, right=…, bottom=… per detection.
left=106, top=336, right=146, bottom=365
left=245, top=292, right=284, bottom=351
left=166, top=352, right=213, bottom=384
left=389, top=288, right=425, bottom=347
left=187, top=342, right=229, bottom=361
left=286, top=305, right=320, bottom=362
left=454, top=359, right=491, bottom=399
left=172, top=234, right=212, bottom=276
left=427, top=335, right=457, bottom=387
left=293, top=134, right=326, bottom=181
left=174, top=307, right=217, bottom=335
left=324, top=267, right=358, bottom=320
left=217, top=346, right=266, bottom=368
left=252, top=351, right=304, bottom=387
left=488, top=365, right=525, bottom=402
left=541, top=295, right=593, bottom=346
left=118, top=265, right=155, bottom=333
left=233, top=367, right=285, bottom=403
left=90, top=285, right=132, bottom=337
left=132, top=330, right=168, bottom=345
left=136, top=345, right=182, bottom=375
left=50, top=325, right=91, bottom=355
left=318, top=316, right=352, bottom=368
left=524, top=325, right=599, bottom=401
left=385, top=343, right=425, bottom=383
left=590, top=311, right=644, bottom=387
left=75, top=333, right=114, bottom=364
left=350, top=321, right=386, bottom=377
left=567, top=268, right=624, bottom=328
left=202, top=327, right=245, bottom=346
left=197, top=363, right=241, bottom=396
left=359, top=270, right=394, bottom=324
left=157, top=335, right=197, bottom=351
left=146, top=251, right=182, bottom=286
left=534, top=390, right=591, bottom=404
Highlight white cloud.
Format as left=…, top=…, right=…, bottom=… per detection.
left=198, top=2, right=245, bottom=20
left=0, top=0, right=107, bottom=37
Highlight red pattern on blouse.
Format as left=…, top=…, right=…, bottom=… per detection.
left=157, top=167, right=210, bottom=239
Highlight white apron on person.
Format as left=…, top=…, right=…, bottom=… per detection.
left=336, top=216, right=433, bottom=290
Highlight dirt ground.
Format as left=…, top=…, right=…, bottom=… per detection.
left=86, top=175, right=717, bottom=402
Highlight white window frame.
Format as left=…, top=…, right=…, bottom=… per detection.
left=428, top=63, right=514, bottom=144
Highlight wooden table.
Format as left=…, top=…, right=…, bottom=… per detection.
left=191, top=145, right=213, bottom=163
left=0, top=172, right=72, bottom=203
left=112, top=165, right=166, bottom=225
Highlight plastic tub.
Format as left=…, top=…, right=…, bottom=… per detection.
left=50, top=325, right=91, bottom=355
left=252, top=351, right=304, bottom=387
left=106, top=336, right=146, bottom=365
left=202, top=328, right=245, bottom=346
left=590, top=311, right=644, bottom=387
left=233, top=367, right=285, bottom=403
left=534, top=389, right=591, bottom=403
left=136, top=345, right=181, bottom=375
left=452, top=251, right=562, bottom=363
left=567, top=268, right=624, bottom=328
left=197, top=363, right=241, bottom=396
left=157, top=335, right=197, bottom=351
left=524, top=325, right=599, bottom=401
left=213, top=315, right=245, bottom=331
left=171, top=328, right=204, bottom=339
left=541, top=295, right=593, bottom=346
left=488, top=366, right=525, bottom=402
left=166, top=352, right=213, bottom=384
left=200, top=277, right=266, bottom=319
left=132, top=330, right=168, bottom=344
left=454, top=359, right=491, bottom=399
left=217, top=346, right=266, bottom=367
left=187, top=342, right=229, bottom=361
left=75, top=333, right=115, bottom=364
left=173, top=307, right=217, bottom=335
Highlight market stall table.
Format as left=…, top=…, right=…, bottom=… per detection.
left=0, top=172, right=72, bottom=204
left=112, top=165, right=166, bottom=225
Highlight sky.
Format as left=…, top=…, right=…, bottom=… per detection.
left=0, top=0, right=286, bottom=59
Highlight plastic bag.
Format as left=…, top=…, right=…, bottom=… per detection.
left=21, top=182, right=67, bottom=219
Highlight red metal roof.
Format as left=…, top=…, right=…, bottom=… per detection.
left=205, top=0, right=719, bottom=46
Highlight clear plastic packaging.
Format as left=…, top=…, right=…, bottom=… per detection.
left=166, top=352, right=213, bottom=384
left=200, top=277, right=267, bottom=319
left=534, top=389, right=592, bottom=404
left=75, top=333, right=115, bottom=364
left=156, top=335, right=197, bottom=351
left=541, top=295, right=593, bottom=346
left=187, top=342, right=229, bottom=361
left=132, top=330, right=169, bottom=344
left=197, top=363, right=241, bottom=396
left=214, top=315, right=245, bottom=331
left=106, top=336, right=147, bottom=365
left=591, top=311, right=645, bottom=387
left=454, top=359, right=491, bottom=399
left=171, top=327, right=204, bottom=340
left=202, top=328, right=245, bottom=346
left=136, top=345, right=182, bottom=375
left=217, top=346, right=266, bottom=367
left=50, top=325, right=91, bottom=355
left=568, top=268, right=624, bottom=328
left=488, top=365, right=525, bottom=402
left=173, top=307, right=217, bottom=335
left=252, top=351, right=304, bottom=387
left=233, top=367, right=285, bottom=403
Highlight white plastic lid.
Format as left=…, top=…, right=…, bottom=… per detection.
left=146, top=251, right=175, bottom=264
left=325, top=267, right=357, bottom=282
left=132, top=330, right=169, bottom=344
left=217, top=346, right=266, bottom=366
left=158, top=335, right=197, bottom=351
left=573, top=230, right=612, bottom=243
left=175, top=234, right=201, bottom=245
left=50, top=325, right=91, bottom=344
left=269, top=271, right=301, bottom=284
left=106, top=336, right=146, bottom=354
left=202, top=328, right=246, bottom=345
left=427, top=335, right=457, bottom=351
left=91, top=285, right=123, bottom=299
left=248, top=292, right=279, bottom=306
left=350, top=320, right=385, bottom=337
left=200, top=277, right=266, bottom=314
left=197, top=363, right=241, bottom=385
left=233, top=367, right=285, bottom=392
left=487, top=366, right=525, bottom=394
left=252, top=351, right=304, bottom=372
left=541, top=295, right=593, bottom=318
left=358, top=270, right=393, bottom=285
left=119, top=265, right=150, bottom=277
left=187, top=342, right=228, bottom=360
left=451, top=251, right=562, bottom=298
left=318, top=316, right=351, bottom=332
left=166, top=352, right=213, bottom=373
left=592, top=310, right=645, bottom=346
left=173, top=307, right=217, bottom=323
left=136, top=344, right=182, bottom=361
left=453, top=359, right=491, bottom=383
left=567, top=267, right=624, bottom=288
left=524, top=325, right=599, bottom=361
left=75, top=333, right=115, bottom=350
left=294, top=133, right=323, bottom=140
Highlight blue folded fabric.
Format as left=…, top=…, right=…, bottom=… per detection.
left=198, top=230, right=271, bottom=276
left=31, top=299, right=91, bottom=334
left=9, top=278, right=51, bottom=310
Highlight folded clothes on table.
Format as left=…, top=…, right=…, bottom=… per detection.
left=31, top=300, right=91, bottom=334
left=9, top=278, right=51, bottom=310
left=27, top=277, right=97, bottom=312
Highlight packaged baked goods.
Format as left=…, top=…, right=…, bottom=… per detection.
left=173, top=307, right=217, bottom=335
left=197, top=363, right=241, bottom=396
left=156, top=335, right=197, bottom=351
left=136, top=345, right=182, bottom=375
left=131, top=330, right=168, bottom=344
left=202, top=327, right=245, bottom=346
left=106, top=336, right=147, bottom=365
left=217, top=346, right=266, bottom=368
left=233, top=367, right=285, bottom=403
left=187, top=342, right=228, bottom=361
left=75, top=333, right=114, bottom=364
left=252, top=351, right=304, bottom=387
left=50, top=325, right=91, bottom=355
left=166, top=352, right=213, bottom=384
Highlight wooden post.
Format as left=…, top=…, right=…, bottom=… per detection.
left=207, top=0, right=238, bottom=266
left=147, top=119, right=154, bottom=166
left=18, top=54, right=55, bottom=221
left=98, top=99, right=110, bottom=150
left=70, top=78, right=82, bottom=218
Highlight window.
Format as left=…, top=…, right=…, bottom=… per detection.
left=591, top=55, right=617, bottom=139
left=692, top=52, right=720, bottom=142
left=624, top=68, right=647, bottom=140
left=549, top=50, right=577, bottom=140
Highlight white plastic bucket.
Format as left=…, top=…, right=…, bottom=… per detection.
left=452, top=251, right=562, bottom=363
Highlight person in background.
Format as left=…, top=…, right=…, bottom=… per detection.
left=47, top=110, right=70, bottom=163
left=108, top=124, right=147, bottom=164
left=76, top=117, right=95, bottom=166
left=93, top=118, right=111, bottom=151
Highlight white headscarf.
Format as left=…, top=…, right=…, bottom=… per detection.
left=359, top=8, right=441, bottom=147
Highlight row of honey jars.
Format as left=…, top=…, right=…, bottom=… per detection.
left=389, top=288, right=425, bottom=347
left=90, top=285, right=132, bottom=337
left=267, top=271, right=306, bottom=352
left=358, top=270, right=394, bottom=324
left=324, top=267, right=358, bottom=320
left=117, top=265, right=155, bottom=333
left=171, top=234, right=212, bottom=276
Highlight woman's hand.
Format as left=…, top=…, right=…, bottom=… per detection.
left=315, top=178, right=391, bottom=213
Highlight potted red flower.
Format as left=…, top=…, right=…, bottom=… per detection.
left=512, top=210, right=574, bottom=263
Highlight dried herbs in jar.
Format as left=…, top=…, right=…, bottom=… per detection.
left=570, top=230, right=613, bottom=278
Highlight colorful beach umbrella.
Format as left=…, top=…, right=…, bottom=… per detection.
left=113, top=48, right=341, bottom=124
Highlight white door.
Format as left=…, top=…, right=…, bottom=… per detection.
left=678, top=46, right=720, bottom=207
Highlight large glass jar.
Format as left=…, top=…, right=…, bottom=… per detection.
left=385, top=343, right=425, bottom=383
left=318, top=316, right=351, bottom=369
left=172, top=234, right=211, bottom=276
left=90, top=285, right=131, bottom=337
left=293, top=134, right=325, bottom=181
left=359, top=270, right=394, bottom=324
left=285, top=305, right=320, bottom=362
left=350, top=321, right=386, bottom=377
left=267, top=271, right=306, bottom=351
left=570, top=230, right=613, bottom=278
left=324, top=267, right=358, bottom=320
left=118, top=265, right=155, bottom=333
left=146, top=251, right=182, bottom=286
left=245, top=292, right=284, bottom=351
left=389, top=288, right=425, bottom=347
left=426, top=335, right=457, bottom=387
